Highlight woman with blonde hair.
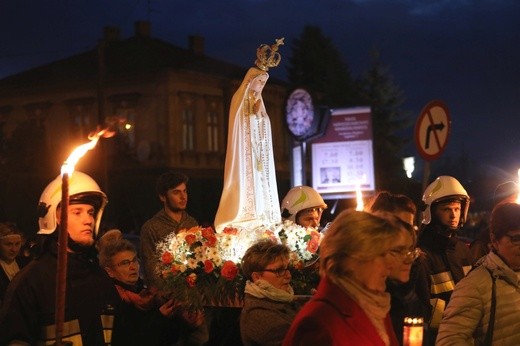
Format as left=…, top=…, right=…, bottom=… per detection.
left=283, top=210, right=404, bottom=345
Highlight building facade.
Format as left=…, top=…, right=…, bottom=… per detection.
left=0, top=21, right=291, bottom=233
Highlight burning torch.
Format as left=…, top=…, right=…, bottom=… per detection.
left=54, top=119, right=124, bottom=345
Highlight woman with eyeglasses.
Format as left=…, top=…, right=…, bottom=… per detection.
left=368, top=191, right=430, bottom=345
left=99, top=238, right=202, bottom=345
left=283, top=210, right=404, bottom=346
left=437, top=202, right=520, bottom=345
left=240, top=239, right=302, bottom=345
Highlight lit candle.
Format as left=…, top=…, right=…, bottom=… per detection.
left=355, top=175, right=366, bottom=211
left=355, top=183, right=364, bottom=211
left=403, top=317, right=423, bottom=346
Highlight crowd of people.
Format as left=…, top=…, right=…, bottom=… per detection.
left=0, top=169, right=519, bottom=345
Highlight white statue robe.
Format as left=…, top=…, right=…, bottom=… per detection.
left=214, top=67, right=281, bottom=232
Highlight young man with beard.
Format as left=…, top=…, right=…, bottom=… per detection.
left=140, top=172, right=198, bottom=288
left=139, top=172, right=208, bottom=345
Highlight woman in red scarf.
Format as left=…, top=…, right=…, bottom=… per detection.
left=99, top=237, right=203, bottom=345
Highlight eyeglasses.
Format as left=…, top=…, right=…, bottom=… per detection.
left=260, top=266, right=290, bottom=277
left=112, top=256, right=139, bottom=268
left=505, top=234, right=520, bottom=245
left=388, top=248, right=421, bottom=261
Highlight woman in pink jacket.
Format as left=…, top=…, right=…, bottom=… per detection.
left=283, top=210, right=406, bottom=346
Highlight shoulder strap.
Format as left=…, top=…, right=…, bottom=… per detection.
left=483, top=267, right=496, bottom=345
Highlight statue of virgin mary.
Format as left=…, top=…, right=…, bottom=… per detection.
left=214, top=39, right=284, bottom=232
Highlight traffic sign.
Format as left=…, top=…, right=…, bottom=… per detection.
left=414, top=100, right=451, bottom=161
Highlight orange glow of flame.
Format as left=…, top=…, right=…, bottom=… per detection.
left=61, top=127, right=116, bottom=176
left=355, top=175, right=367, bottom=211
left=355, top=184, right=364, bottom=211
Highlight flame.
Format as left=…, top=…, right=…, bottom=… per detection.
left=355, top=183, right=364, bottom=211
left=60, top=126, right=116, bottom=176
left=355, top=175, right=366, bottom=211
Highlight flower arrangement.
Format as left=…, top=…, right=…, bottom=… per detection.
left=155, top=221, right=322, bottom=308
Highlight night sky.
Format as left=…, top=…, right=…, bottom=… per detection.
left=1, top=0, right=520, bottom=182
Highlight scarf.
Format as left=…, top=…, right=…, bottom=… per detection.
left=115, top=283, right=156, bottom=311
left=332, top=275, right=391, bottom=346
left=244, top=279, right=294, bottom=302
left=0, top=259, right=20, bottom=281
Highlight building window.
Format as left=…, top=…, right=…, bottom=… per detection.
left=182, top=109, right=194, bottom=151
left=73, top=107, right=93, bottom=139
left=207, top=111, right=218, bottom=152
left=108, top=93, right=140, bottom=157
left=65, top=98, right=96, bottom=140
left=114, top=108, right=136, bottom=150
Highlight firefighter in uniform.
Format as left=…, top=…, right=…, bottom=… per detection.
left=280, top=185, right=327, bottom=229
left=416, top=175, right=473, bottom=345
left=0, top=171, right=120, bottom=345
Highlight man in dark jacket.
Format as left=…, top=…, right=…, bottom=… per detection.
left=416, top=175, right=474, bottom=345
left=0, top=171, right=120, bottom=345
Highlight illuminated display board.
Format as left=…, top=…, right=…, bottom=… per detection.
left=311, top=107, right=375, bottom=198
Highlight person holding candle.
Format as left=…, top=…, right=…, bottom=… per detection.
left=283, top=210, right=405, bottom=346
left=415, top=175, right=474, bottom=345
left=0, top=222, right=30, bottom=304
left=436, top=202, right=520, bottom=345
left=0, top=171, right=120, bottom=345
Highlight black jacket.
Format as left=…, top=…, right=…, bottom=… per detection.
left=0, top=238, right=120, bottom=345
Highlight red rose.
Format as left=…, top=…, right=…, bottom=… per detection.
left=263, top=230, right=277, bottom=242
left=185, top=234, right=197, bottom=246
left=161, top=251, right=173, bottom=264
left=186, top=226, right=200, bottom=234
left=307, top=238, right=319, bottom=254
left=221, top=260, right=239, bottom=281
left=201, top=227, right=215, bottom=238
left=205, top=234, right=217, bottom=247
left=170, top=265, right=179, bottom=275
left=223, top=227, right=238, bottom=235
left=310, top=230, right=320, bottom=241
left=204, top=260, right=215, bottom=273
left=186, top=273, right=197, bottom=287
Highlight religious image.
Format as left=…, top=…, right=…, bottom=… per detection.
left=320, top=166, right=341, bottom=184
left=286, top=88, right=314, bottom=137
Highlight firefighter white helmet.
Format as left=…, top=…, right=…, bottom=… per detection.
left=37, top=171, right=108, bottom=236
left=421, top=175, right=469, bottom=226
left=281, top=186, right=327, bottom=223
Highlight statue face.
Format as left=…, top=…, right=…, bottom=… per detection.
left=250, top=74, right=268, bottom=93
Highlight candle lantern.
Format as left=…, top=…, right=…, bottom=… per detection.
left=403, top=316, right=423, bottom=346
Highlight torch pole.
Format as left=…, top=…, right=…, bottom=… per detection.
left=55, top=172, right=69, bottom=345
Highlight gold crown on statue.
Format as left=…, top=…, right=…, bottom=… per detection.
left=255, top=37, right=284, bottom=71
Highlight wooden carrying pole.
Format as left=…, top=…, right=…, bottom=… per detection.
left=55, top=172, right=69, bottom=345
